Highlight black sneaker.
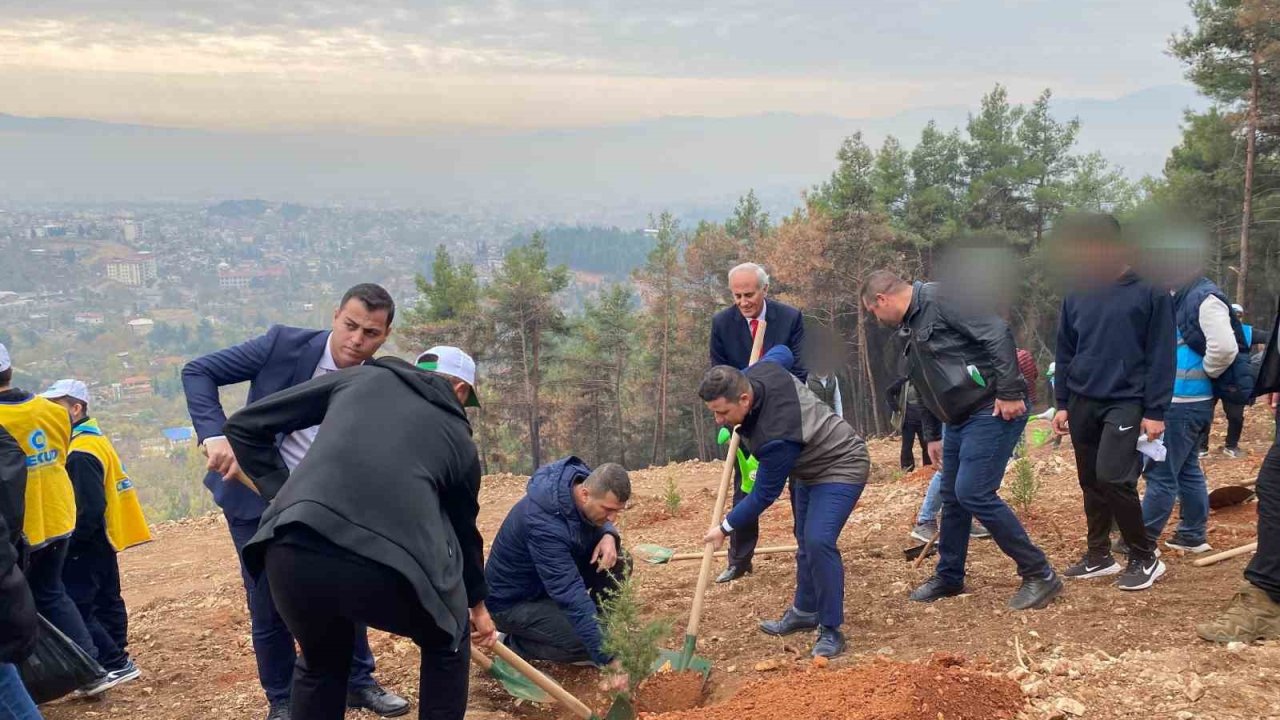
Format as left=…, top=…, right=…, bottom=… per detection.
left=908, top=576, right=965, bottom=603
left=1008, top=572, right=1063, bottom=610
left=1063, top=553, right=1122, bottom=580
left=105, top=659, right=141, bottom=686
left=1117, top=555, right=1166, bottom=591
left=266, top=701, right=291, bottom=720
left=77, top=672, right=124, bottom=698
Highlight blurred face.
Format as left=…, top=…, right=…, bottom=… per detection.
left=705, top=392, right=752, bottom=428
left=575, top=486, right=626, bottom=527
left=729, top=270, right=766, bottom=320
left=330, top=299, right=391, bottom=368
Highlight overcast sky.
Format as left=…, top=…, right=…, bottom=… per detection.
left=0, top=0, right=1197, bottom=132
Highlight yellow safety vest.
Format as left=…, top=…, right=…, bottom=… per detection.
left=71, top=418, right=151, bottom=552
left=0, top=395, right=76, bottom=548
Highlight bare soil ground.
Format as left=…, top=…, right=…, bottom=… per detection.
left=40, top=406, right=1280, bottom=720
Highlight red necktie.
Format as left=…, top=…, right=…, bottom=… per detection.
left=749, top=318, right=759, bottom=339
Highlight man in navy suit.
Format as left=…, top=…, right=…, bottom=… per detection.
left=182, top=284, right=409, bottom=720
left=709, top=263, right=807, bottom=583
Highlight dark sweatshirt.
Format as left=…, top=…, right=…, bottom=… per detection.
left=224, top=357, right=487, bottom=652
left=1055, top=270, right=1176, bottom=419
left=65, top=417, right=112, bottom=556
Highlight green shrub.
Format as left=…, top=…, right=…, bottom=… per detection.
left=599, top=573, right=672, bottom=696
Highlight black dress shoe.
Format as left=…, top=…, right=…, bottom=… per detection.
left=908, top=575, right=965, bottom=603
left=347, top=685, right=411, bottom=718
left=715, top=564, right=752, bottom=583
left=1008, top=572, right=1063, bottom=610
left=759, top=606, right=819, bottom=636
left=265, top=701, right=290, bottom=720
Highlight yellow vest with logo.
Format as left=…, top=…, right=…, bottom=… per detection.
left=0, top=395, right=76, bottom=548
left=71, top=419, right=152, bottom=552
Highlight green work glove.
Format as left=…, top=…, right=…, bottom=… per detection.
left=716, top=428, right=759, bottom=492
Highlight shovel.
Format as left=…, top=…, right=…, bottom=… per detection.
left=471, top=644, right=550, bottom=703
left=655, top=319, right=768, bottom=678
left=636, top=544, right=798, bottom=565
left=1209, top=479, right=1258, bottom=509
left=474, top=643, right=633, bottom=720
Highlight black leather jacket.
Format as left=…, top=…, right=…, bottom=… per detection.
left=899, top=282, right=1027, bottom=437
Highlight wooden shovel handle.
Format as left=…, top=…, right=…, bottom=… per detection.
left=688, top=319, right=768, bottom=639
left=1192, top=541, right=1258, bottom=567
left=912, top=532, right=936, bottom=569
left=481, top=643, right=595, bottom=720
left=667, top=545, right=798, bottom=562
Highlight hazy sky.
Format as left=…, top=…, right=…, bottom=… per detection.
left=0, top=0, right=1197, bottom=132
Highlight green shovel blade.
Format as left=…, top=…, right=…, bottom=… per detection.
left=635, top=544, right=675, bottom=564
left=486, top=655, right=552, bottom=703
left=653, top=635, right=712, bottom=678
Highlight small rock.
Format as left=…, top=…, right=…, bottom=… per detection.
left=1176, top=712, right=1195, bottom=720
left=754, top=659, right=782, bottom=672
left=1227, top=641, right=1248, bottom=653
left=812, top=656, right=830, bottom=669
left=1055, top=697, right=1086, bottom=716
left=1021, top=681, right=1047, bottom=698
left=1007, top=668, right=1031, bottom=681
left=875, top=646, right=895, bottom=655
left=1185, top=676, right=1206, bottom=702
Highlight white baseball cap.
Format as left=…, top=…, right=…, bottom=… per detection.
left=415, top=346, right=479, bottom=407
left=41, top=378, right=90, bottom=405
left=1231, top=303, right=1244, bottom=316
left=0, top=343, right=9, bottom=373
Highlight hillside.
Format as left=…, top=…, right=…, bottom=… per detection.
left=38, top=409, right=1280, bottom=720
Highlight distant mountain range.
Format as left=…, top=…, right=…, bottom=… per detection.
left=0, top=85, right=1209, bottom=224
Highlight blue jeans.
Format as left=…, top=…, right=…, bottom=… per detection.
left=916, top=471, right=943, bottom=525
left=227, top=517, right=377, bottom=704
left=936, top=412, right=1051, bottom=587
left=792, top=482, right=864, bottom=628
left=1142, top=400, right=1213, bottom=544
left=0, top=663, right=41, bottom=720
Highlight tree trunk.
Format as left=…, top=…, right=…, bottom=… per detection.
left=857, top=310, right=882, bottom=434
left=651, top=306, right=670, bottom=466
left=614, top=358, right=627, bottom=468
left=1239, top=55, right=1259, bottom=303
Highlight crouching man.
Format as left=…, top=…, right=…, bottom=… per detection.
left=700, top=345, right=870, bottom=658
left=485, top=458, right=631, bottom=672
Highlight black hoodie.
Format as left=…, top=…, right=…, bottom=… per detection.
left=225, top=357, right=486, bottom=651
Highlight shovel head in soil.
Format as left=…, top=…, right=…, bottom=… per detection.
left=1209, top=482, right=1257, bottom=509
left=653, top=635, right=713, bottom=678
left=636, top=543, right=798, bottom=565
left=471, top=647, right=551, bottom=703
left=902, top=541, right=939, bottom=562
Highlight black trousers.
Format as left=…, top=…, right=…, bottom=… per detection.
left=727, top=462, right=759, bottom=568
left=63, top=546, right=129, bottom=670
left=264, top=538, right=468, bottom=720
left=1201, top=399, right=1246, bottom=451
left=1067, top=396, right=1155, bottom=559
left=900, top=416, right=931, bottom=471
left=1246, top=440, right=1280, bottom=603
left=491, top=554, right=627, bottom=664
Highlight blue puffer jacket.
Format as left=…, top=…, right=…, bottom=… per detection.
left=484, top=456, right=619, bottom=665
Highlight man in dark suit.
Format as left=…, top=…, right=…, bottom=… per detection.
left=182, top=284, right=409, bottom=720
left=709, top=262, right=806, bottom=583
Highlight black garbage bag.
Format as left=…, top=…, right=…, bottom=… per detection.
left=18, top=615, right=104, bottom=704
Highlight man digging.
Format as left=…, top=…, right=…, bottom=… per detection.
left=699, top=345, right=870, bottom=658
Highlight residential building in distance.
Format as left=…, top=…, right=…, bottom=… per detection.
left=106, top=251, right=158, bottom=287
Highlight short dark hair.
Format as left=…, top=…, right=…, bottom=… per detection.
left=0, top=368, right=10, bottom=387
left=698, top=365, right=750, bottom=403
left=1052, top=212, right=1122, bottom=245
left=584, top=463, right=631, bottom=503
left=340, top=283, right=396, bottom=325
left=860, top=270, right=907, bottom=304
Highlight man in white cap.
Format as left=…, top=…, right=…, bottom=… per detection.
left=415, top=346, right=480, bottom=407
left=42, top=378, right=151, bottom=689
left=0, top=346, right=120, bottom=696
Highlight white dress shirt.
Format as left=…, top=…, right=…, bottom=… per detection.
left=278, top=334, right=337, bottom=471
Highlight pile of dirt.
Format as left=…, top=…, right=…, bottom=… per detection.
left=645, top=656, right=1023, bottom=720
left=635, top=671, right=707, bottom=714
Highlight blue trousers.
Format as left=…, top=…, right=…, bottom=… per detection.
left=0, top=664, right=40, bottom=720
left=26, top=540, right=96, bottom=661
left=1142, top=400, right=1213, bottom=545
left=936, top=412, right=1051, bottom=587
left=227, top=517, right=377, bottom=704
left=791, top=482, right=863, bottom=629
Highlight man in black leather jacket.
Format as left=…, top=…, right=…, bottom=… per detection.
left=863, top=271, right=1062, bottom=611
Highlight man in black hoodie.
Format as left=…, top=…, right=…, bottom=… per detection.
left=224, top=348, right=495, bottom=720
left=1052, top=214, right=1176, bottom=592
